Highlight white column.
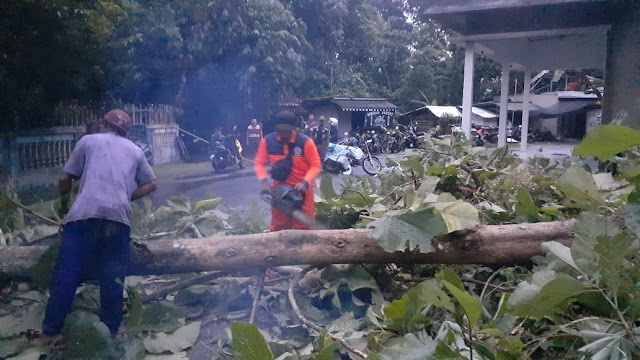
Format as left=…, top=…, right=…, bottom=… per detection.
left=520, top=69, right=531, bottom=152
left=498, top=64, right=510, bottom=148
left=461, top=41, right=475, bottom=138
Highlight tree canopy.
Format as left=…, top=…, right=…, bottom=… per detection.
left=0, top=0, right=503, bottom=132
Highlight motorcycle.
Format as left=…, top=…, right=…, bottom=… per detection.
left=361, top=139, right=383, bottom=175
left=388, top=132, right=405, bottom=153
left=403, top=131, right=420, bottom=149
left=324, top=143, right=364, bottom=175
left=512, top=125, right=536, bottom=143
left=473, top=129, right=485, bottom=146
left=209, top=133, right=244, bottom=172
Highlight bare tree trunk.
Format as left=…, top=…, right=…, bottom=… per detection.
left=0, top=221, right=575, bottom=280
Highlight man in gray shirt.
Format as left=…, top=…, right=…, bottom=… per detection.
left=41, top=109, right=157, bottom=339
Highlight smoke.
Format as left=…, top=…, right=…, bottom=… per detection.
left=180, top=61, right=271, bottom=138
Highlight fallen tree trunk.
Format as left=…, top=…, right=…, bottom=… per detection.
left=0, top=221, right=575, bottom=279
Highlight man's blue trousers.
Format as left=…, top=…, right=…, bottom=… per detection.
left=42, top=219, right=130, bottom=336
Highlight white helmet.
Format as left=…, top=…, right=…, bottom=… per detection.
left=329, top=117, right=338, bottom=126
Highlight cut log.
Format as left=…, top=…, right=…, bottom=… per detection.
left=0, top=221, right=575, bottom=280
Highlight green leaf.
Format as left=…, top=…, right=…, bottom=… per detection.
left=313, top=332, right=340, bottom=360
left=400, top=159, right=425, bottom=178
left=434, top=341, right=467, bottom=359
left=508, top=272, right=585, bottom=318
left=30, top=241, right=60, bottom=290
left=383, top=280, right=453, bottom=334
left=231, top=322, right=274, bottom=360
left=555, top=166, right=601, bottom=202
left=320, top=265, right=385, bottom=311
left=514, top=188, right=540, bottom=222
left=138, top=302, right=189, bottom=333
left=578, top=330, right=635, bottom=360
left=319, top=175, right=338, bottom=199
left=431, top=200, right=480, bottom=232
left=541, top=241, right=580, bottom=272
left=120, top=280, right=143, bottom=332
left=436, top=269, right=465, bottom=292
left=62, top=311, right=113, bottom=359
left=441, top=280, right=483, bottom=328
left=369, top=207, right=447, bottom=253
left=0, top=339, right=31, bottom=359
left=144, top=321, right=201, bottom=354
left=409, top=176, right=440, bottom=210
left=572, top=125, right=640, bottom=160
left=571, top=211, right=621, bottom=274
left=194, top=197, right=222, bottom=212
left=370, top=332, right=438, bottom=360
left=595, top=232, right=633, bottom=290
left=166, top=197, right=192, bottom=214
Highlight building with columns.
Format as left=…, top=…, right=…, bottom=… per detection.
left=423, top=0, right=639, bottom=151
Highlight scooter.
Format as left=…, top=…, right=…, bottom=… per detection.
left=209, top=135, right=244, bottom=172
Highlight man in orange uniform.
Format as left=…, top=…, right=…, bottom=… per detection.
left=255, top=111, right=322, bottom=231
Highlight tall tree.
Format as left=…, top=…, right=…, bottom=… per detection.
left=0, top=1, right=105, bottom=130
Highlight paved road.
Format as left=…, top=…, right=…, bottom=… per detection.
left=149, top=142, right=581, bottom=213
left=150, top=153, right=391, bottom=213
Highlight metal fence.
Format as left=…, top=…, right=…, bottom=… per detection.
left=52, top=102, right=177, bottom=127
left=3, top=103, right=179, bottom=187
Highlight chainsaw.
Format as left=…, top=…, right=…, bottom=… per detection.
left=261, top=185, right=317, bottom=228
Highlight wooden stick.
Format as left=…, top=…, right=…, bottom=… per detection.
left=248, top=269, right=266, bottom=324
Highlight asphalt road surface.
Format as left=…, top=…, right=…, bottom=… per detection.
left=150, top=153, right=391, bottom=214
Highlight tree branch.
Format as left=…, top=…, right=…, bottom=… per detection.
left=0, top=221, right=576, bottom=280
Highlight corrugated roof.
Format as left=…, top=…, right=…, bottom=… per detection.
left=557, top=91, right=599, bottom=100
left=331, top=98, right=397, bottom=112
left=426, top=106, right=462, bottom=118
left=471, top=106, right=498, bottom=119
left=275, top=88, right=302, bottom=107
left=536, top=99, right=595, bottom=118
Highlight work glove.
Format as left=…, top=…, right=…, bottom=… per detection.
left=260, top=179, right=272, bottom=194
left=294, top=180, right=309, bottom=193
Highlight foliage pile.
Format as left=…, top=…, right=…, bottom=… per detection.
left=2, top=126, right=640, bottom=358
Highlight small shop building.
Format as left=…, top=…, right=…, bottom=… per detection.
left=301, top=97, right=398, bottom=136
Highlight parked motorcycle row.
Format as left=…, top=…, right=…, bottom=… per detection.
left=322, top=127, right=423, bottom=176
left=339, top=127, right=422, bottom=155
left=454, top=125, right=556, bottom=147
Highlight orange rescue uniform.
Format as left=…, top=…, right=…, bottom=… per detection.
left=255, top=131, right=322, bottom=231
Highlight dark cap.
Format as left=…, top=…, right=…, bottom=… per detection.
left=273, top=110, right=297, bottom=126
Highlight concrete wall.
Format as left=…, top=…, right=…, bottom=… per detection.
left=602, top=1, right=640, bottom=126
left=147, top=124, right=180, bottom=164
left=537, top=117, right=559, bottom=136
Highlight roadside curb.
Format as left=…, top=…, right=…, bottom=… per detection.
left=161, top=169, right=256, bottom=190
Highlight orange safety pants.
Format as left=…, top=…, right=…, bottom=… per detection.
left=270, top=185, right=315, bottom=232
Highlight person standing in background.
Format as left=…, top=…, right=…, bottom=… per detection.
left=246, top=118, right=263, bottom=156
left=329, top=118, right=339, bottom=143
left=304, top=113, right=315, bottom=135
left=309, top=116, right=330, bottom=161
